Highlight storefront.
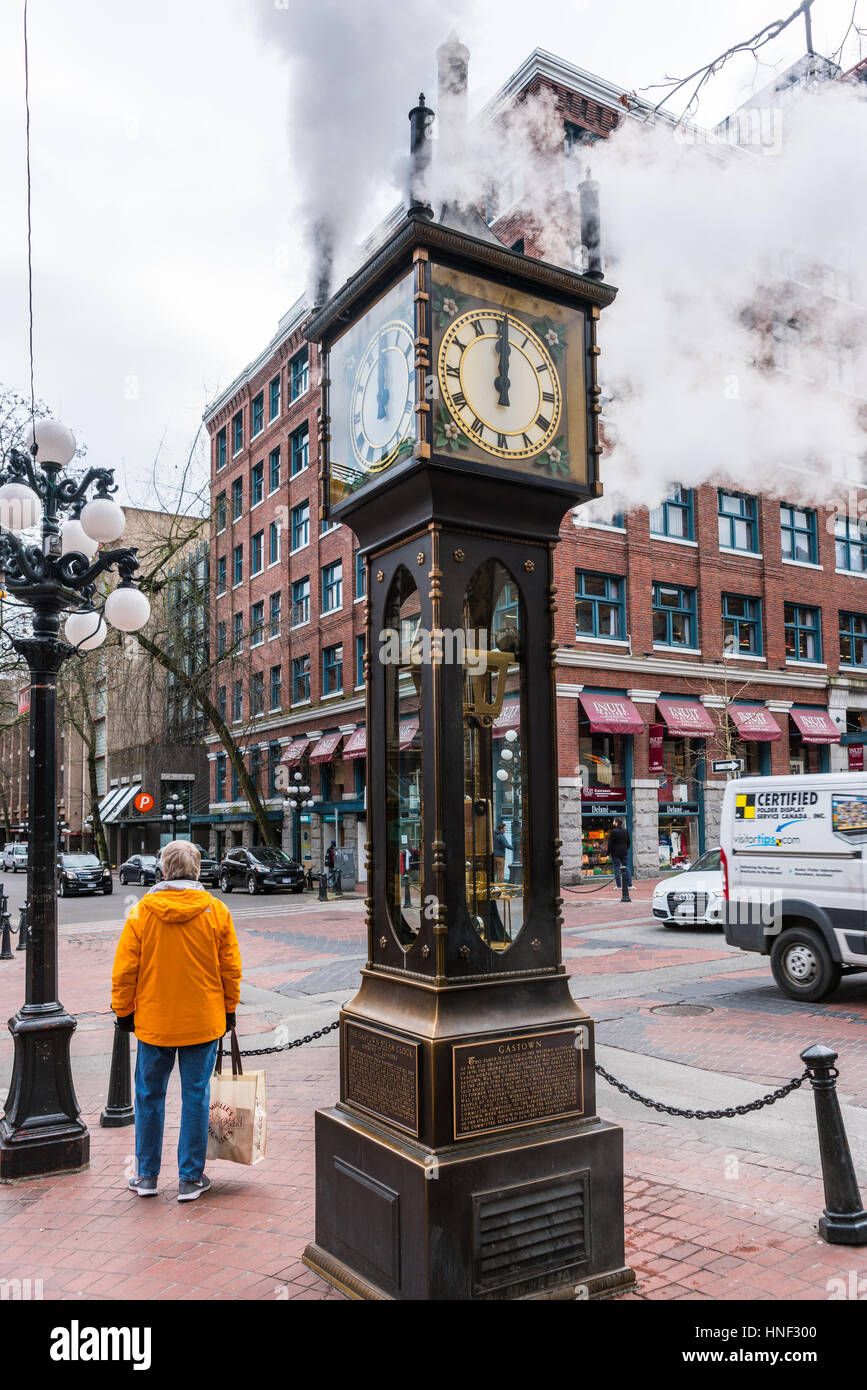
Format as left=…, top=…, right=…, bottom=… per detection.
left=727, top=703, right=781, bottom=776
left=788, top=707, right=840, bottom=773
left=655, top=698, right=715, bottom=869
left=578, top=692, right=643, bottom=876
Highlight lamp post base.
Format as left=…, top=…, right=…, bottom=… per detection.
left=0, top=1005, right=90, bottom=1180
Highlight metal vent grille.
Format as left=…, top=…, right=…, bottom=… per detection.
left=473, top=1171, right=588, bottom=1294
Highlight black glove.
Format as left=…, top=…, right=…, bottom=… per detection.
left=116, top=1012, right=135, bottom=1032
left=225, top=1013, right=236, bottom=1032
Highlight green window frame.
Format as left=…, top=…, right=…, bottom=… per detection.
left=722, top=593, right=762, bottom=655
left=839, top=611, right=867, bottom=667
left=718, top=491, right=758, bottom=552
left=780, top=504, right=817, bottom=563
left=575, top=570, right=625, bottom=640
left=785, top=603, right=822, bottom=663
left=650, top=487, right=694, bottom=540
left=652, top=582, right=696, bottom=648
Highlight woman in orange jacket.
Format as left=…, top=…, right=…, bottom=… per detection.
left=111, top=839, right=242, bottom=1202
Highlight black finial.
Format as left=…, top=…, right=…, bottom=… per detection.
left=578, top=167, right=604, bottom=281
left=408, top=92, right=435, bottom=221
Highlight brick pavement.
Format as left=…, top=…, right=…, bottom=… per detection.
left=0, top=883, right=863, bottom=1301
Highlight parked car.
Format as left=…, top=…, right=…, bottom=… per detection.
left=651, top=849, right=724, bottom=927
left=118, top=854, right=159, bottom=887
left=2, top=843, right=28, bottom=873
left=57, top=852, right=113, bottom=896
left=721, top=772, right=867, bottom=1001
left=154, top=853, right=219, bottom=887
left=219, top=847, right=305, bottom=895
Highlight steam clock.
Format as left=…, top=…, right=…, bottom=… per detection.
left=302, top=117, right=632, bottom=1300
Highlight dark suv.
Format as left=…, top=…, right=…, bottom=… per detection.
left=219, top=847, right=305, bottom=895
left=57, top=853, right=113, bottom=897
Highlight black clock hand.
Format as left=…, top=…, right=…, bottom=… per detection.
left=494, top=313, right=511, bottom=407
left=376, top=331, right=390, bottom=420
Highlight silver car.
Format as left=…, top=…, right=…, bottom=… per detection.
left=2, top=843, right=28, bottom=873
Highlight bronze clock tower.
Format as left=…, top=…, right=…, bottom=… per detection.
left=302, top=107, right=633, bottom=1300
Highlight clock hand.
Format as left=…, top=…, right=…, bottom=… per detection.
left=494, top=313, right=511, bottom=407
left=376, top=331, right=390, bottom=420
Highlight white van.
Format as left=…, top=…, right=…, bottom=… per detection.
left=720, top=772, right=867, bottom=1001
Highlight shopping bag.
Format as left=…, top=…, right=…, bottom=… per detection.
left=207, top=1028, right=267, bottom=1166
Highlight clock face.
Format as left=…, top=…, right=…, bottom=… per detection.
left=438, top=310, right=562, bottom=460
left=351, top=318, right=415, bottom=472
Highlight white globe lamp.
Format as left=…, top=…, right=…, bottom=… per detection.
left=79, top=497, right=126, bottom=543
left=60, top=517, right=99, bottom=560
left=104, top=586, right=150, bottom=632
left=0, top=482, right=42, bottom=532
left=64, top=610, right=107, bottom=651
left=25, top=419, right=77, bottom=466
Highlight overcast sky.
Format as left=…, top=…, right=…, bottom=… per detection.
left=0, top=0, right=862, bottom=505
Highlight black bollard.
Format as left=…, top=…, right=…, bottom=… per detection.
left=0, top=890, right=13, bottom=961
left=318, top=872, right=328, bottom=902
left=801, top=1044, right=867, bottom=1245
left=403, top=875, right=411, bottom=907
left=16, top=901, right=27, bottom=951
left=100, top=1021, right=135, bottom=1128
left=620, top=871, right=631, bottom=904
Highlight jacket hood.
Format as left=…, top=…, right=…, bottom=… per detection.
left=142, top=888, right=215, bottom=924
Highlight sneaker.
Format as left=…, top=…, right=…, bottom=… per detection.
left=177, top=1175, right=211, bottom=1203
left=128, top=1175, right=158, bottom=1197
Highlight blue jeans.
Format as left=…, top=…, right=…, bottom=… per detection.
left=134, top=1038, right=219, bottom=1182
left=612, top=856, right=632, bottom=889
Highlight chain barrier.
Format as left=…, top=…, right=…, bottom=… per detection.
left=237, top=1020, right=340, bottom=1058
left=595, top=1062, right=810, bottom=1119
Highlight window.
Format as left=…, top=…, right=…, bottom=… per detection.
left=270, top=664, right=282, bottom=709
left=292, top=653, right=310, bottom=703
left=268, top=742, right=281, bottom=796
left=835, top=516, right=867, bottom=573
left=251, top=531, right=264, bottom=575
left=321, top=515, right=339, bottom=535
left=251, top=601, right=264, bottom=645
left=269, top=520, right=280, bottom=565
left=216, top=493, right=227, bottom=532
left=785, top=603, right=822, bottom=662
left=251, top=670, right=265, bottom=716
left=233, top=544, right=243, bottom=585
left=780, top=505, right=817, bottom=563
left=291, top=425, right=309, bottom=476
left=217, top=686, right=226, bottom=720
left=322, top=560, right=343, bottom=613
left=840, top=612, right=867, bottom=667
left=232, top=477, right=243, bottom=521
left=564, top=119, right=600, bottom=157
left=323, top=643, right=343, bottom=695
left=292, top=576, right=310, bottom=626
left=231, top=762, right=239, bottom=800
left=269, top=447, right=280, bottom=493
left=232, top=411, right=243, bottom=455
left=575, top=571, right=625, bottom=640
left=722, top=594, right=763, bottom=655
left=290, top=348, right=308, bottom=400
left=269, top=375, right=281, bottom=421
left=320, top=763, right=333, bottom=801
left=291, top=500, right=309, bottom=551
left=249, top=745, right=261, bottom=790
left=653, top=583, right=696, bottom=648
left=233, top=611, right=243, bottom=650
left=650, top=487, right=694, bottom=540
left=216, top=556, right=227, bottom=594
left=217, top=621, right=227, bottom=657
left=772, top=317, right=802, bottom=375
left=269, top=591, right=281, bottom=639
left=718, top=491, right=759, bottom=552
left=251, top=392, right=264, bottom=437
left=355, top=634, right=366, bottom=687
left=251, top=460, right=264, bottom=507
left=355, top=549, right=367, bottom=599
left=215, top=755, right=226, bottom=801
left=233, top=680, right=243, bottom=722
left=216, top=428, right=227, bottom=470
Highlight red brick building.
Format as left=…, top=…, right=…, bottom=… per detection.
left=203, top=49, right=866, bottom=883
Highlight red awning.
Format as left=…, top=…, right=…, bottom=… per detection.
left=399, top=718, right=419, bottom=750
left=729, top=705, right=782, bottom=742
left=309, top=731, right=344, bottom=764
left=342, top=727, right=367, bottom=760
left=790, top=708, right=841, bottom=745
left=656, top=698, right=715, bottom=738
left=579, top=692, right=644, bottom=736
left=493, top=699, right=520, bottom=738
left=280, top=737, right=311, bottom=765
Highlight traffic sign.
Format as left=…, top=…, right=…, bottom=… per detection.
left=133, top=792, right=154, bottom=813
left=712, top=759, right=742, bottom=773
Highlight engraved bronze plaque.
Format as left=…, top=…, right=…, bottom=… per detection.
left=344, top=1022, right=420, bottom=1136
left=453, top=1028, right=584, bottom=1140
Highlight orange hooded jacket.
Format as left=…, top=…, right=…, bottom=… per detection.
left=111, top=888, right=242, bottom=1047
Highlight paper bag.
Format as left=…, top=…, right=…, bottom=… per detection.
left=207, top=1029, right=267, bottom=1166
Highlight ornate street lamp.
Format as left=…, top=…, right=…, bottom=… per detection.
left=283, top=770, right=312, bottom=863
left=162, top=791, right=187, bottom=841
left=0, top=418, right=151, bottom=1179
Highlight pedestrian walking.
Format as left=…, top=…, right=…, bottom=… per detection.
left=492, top=822, right=511, bottom=882
left=607, top=818, right=632, bottom=890
left=111, top=840, right=242, bottom=1203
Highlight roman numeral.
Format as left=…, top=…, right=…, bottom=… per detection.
left=496, top=432, right=508, bottom=451
left=356, top=433, right=365, bottom=450
left=472, top=319, right=486, bottom=337
left=452, top=391, right=467, bottom=409
left=521, top=432, right=532, bottom=448
left=366, top=446, right=376, bottom=464
left=535, top=415, right=550, bottom=432
left=542, top=391, right=555, bottom=404
left=446, top=364, right=460, bottom=378
left=520, top=335, right=528, bottom=349
left=470, top=416, right=485, bottom=437
left=453, top=339, right=467, bottom=353
left=536, top=362, right=549, bottom=375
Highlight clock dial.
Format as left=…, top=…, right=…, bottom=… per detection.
left=350, top=318, right=415, bottom=472
left=438, top=309, right=562, bottom=460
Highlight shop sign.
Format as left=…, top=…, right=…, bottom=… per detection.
left=659, top=802, right=699, bottom=816
left=648, top=723, right=664, bottom=774
left=848, top=744, right=865, bottom=772
left=581, top=786, right=626, bottom=802
left=584, top=803, right=626, bottom=816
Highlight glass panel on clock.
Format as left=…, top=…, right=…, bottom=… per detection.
left=462, top=559, right=527, bottom=951
left=384, top=566, right=423, bottom=949
left=328, top=272, right=416, bottom=508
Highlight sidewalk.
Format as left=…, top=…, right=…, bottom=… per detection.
left=0, top=890, right=862, bottom=1301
